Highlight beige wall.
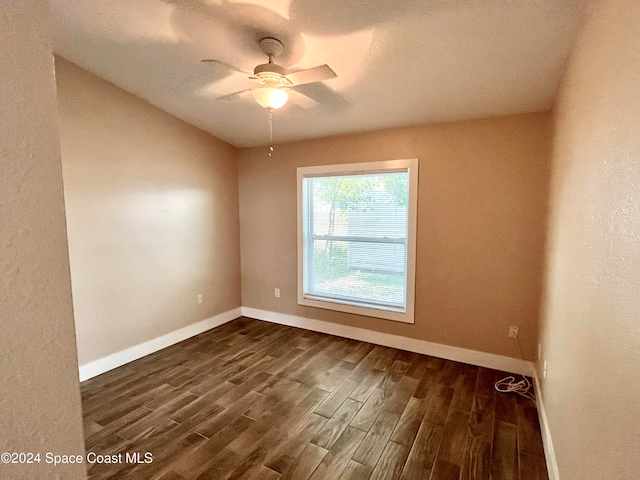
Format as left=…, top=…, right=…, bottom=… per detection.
left=540, top=0, right=640, bottom=478
left=55, top=58, right=241, bottom=366
left=238, top=112, right=551, bottom=360
left=0, top=3, right=86, bottom=479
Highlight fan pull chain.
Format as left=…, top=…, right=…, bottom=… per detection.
left=268, top=109, right=274, bottom=157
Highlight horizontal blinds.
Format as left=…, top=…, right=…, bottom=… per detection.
left=303, top=171, right=409, bottom=311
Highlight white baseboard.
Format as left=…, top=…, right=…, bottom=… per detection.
left=78, top=307, right=241, bottom=381
left=241, top=307, right=534, bottom=376
left=533, top=373, right=559, bottom=480
left=79, top=305, right=535, bottom=381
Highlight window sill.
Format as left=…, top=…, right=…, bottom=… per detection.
left=298, top=295, right=415, bottom=324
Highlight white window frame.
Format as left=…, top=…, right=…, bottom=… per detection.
left=297, top=159, right=419, bottom=324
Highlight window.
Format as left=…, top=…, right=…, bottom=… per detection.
left=297, top=159, right=418, bottom=323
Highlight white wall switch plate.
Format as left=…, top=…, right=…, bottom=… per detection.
left=197, top=294, right=203, bottom=304
left=274, top=288, right=280, bottom=298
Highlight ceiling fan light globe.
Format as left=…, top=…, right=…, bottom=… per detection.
left=253, top=87, right=288, bottom=110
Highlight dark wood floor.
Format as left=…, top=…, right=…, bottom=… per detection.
left=81, top=317, right=548, bottom=480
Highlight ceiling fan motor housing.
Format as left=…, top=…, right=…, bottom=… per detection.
left=253, top=64, right=291, bottom=87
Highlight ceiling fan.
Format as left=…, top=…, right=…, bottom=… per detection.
left=201, top=37, right=337, bottom=110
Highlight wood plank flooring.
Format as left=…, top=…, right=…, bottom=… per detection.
left=81, top=317, right=548, bottom=480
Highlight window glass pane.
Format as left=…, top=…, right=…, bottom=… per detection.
left=309, top=172, right=408, bottom=239
left=303, top=171, right=409, bottom=311
left=310, top=239, right=406, bottom=307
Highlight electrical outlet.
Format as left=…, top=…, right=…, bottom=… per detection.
left=274, top=288, right=280, bottom=298
left=543, top=361, right=547, bottom=380
left=197, top=294, right=203, bottom=304
left=508, top=326, right=519, bottom=338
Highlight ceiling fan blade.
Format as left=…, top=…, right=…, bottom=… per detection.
left=287, top=88, right=320, bottom=109
left=217, top=89, right=253, bottom=101
left=201, top=59, right=252, bottom=75
left=290, top=82, right=350, bottom=113
left=285, top=65, right=337, bottom=86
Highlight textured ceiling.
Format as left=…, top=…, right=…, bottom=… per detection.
left=50, top=0, right=584, bottom=147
